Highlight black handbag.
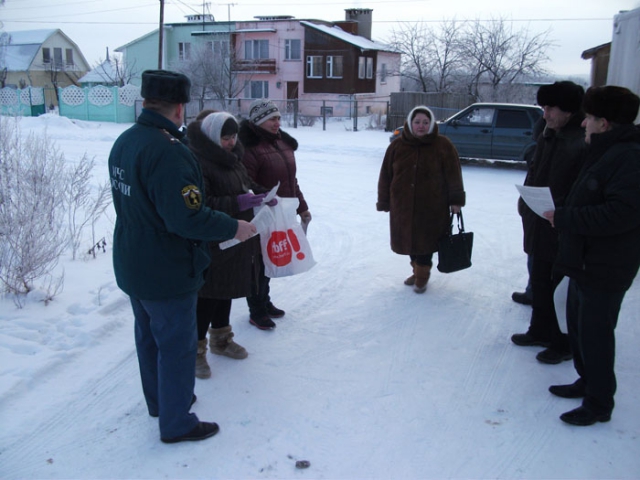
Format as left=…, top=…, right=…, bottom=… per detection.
left=437, top=211, right=473, bottom=273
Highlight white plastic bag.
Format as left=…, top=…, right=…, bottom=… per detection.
left=554, top=276, right=569, bottom=334
left=258, top=197, right=316, bottom=278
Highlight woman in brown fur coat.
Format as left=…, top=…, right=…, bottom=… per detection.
left=377, top=105, right=466, bottom=293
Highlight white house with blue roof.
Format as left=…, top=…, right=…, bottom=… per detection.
left=0, top=29, right=90, bottom=106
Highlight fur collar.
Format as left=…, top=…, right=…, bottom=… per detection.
left=187, top=120, right=244, bottom=169
left=238, top=119, right=298, bottom=151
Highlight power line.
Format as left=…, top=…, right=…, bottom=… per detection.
left=1, top=0, right=615, bottom=24
left=382, top=17, right=613, bottom=23
left=4, top=18, right=613, bottom=27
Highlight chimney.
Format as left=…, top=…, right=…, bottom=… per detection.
left=344, top=8, right=373, bottom=40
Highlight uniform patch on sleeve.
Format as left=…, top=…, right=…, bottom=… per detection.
left=181, top=185, right=202, bottom=209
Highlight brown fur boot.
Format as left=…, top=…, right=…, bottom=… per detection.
left=209, top=326, right=248, bottom=359
left=413, top=264, right=431, bottom=294
left=195, top=339, right=212, bottom=379
left=404, top=261, right=416, bottom=286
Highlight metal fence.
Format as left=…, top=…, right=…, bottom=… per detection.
left=2, top=85, right=478, bottom=134
left=185, top=97, right=392, bottom=131
left=387, top=92, right=476, bottom=131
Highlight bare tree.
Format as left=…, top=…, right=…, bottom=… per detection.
left=0, top=118, right=68, bottom=299
left=460, top=17, right=552, bottom=101
left=388, top=17, right=553, bottom=101
left=0, top=117, right=111, bottom=305
left=113, top=54, right=137, bottom=86
left=429, top=18, right=467, bottom=93
left=91, top=53, right=138, bottom=87
left=387, top=19, right=468, bottom=93
left=64, top=154, right=111, bottom=260
left=174, top=41, right=243, bottom=110
left=0, top=31, right=9, bottom=87
left=386, top=22, right=434, bottom=92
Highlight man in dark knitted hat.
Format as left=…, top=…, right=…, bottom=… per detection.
left=543, top=86, right=640, bottom=426
left=512, top=80, right=587, bottom=365
left=108, top=70, right=256, bottom=443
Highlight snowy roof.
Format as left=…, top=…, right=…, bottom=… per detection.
left=6, top=29, right=57, bottom=45
left=234, top=28, right=277, bottom=33
left=115, top=29, right=159, bottom=52
left=1, top=29, right=90, bottom=72
left=3, top=44, right=40, bottom=71
left=1, top=30, right=57, bottom=72
left=78, top=60, right=117, bottom=84
left=299, top=21, right=396, bottom=53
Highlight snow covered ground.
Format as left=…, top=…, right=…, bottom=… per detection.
left=1, top=114, right=639, bottom=479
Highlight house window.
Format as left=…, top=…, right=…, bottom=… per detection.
left=65, top=48, right=74, bottom=66
left=179, top=42, right=191, bottom=61
left=358, top=57, right=366, bottom=79
left=245, top=40, right=269, bottom=59
left=53, top=48, right=63, bottom=66
left=285, top=39, right=301, bottom=60
left=366, top=57, right=373, bottom=79
left=246, top=81, right=269, bottom=99
left=380, top=63, right=387, bottom=83
left=42, top=48, right=51, bottom=64
left=326, top=56, right=343, bottom=78
left=306, top=56, right=323, bottom=78
left=206, top=40, right=229, bottom=58
left=213, top=40, right=229, bottom=57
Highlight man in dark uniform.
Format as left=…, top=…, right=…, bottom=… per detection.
left=511, top=81, right=586, bottom=364
left=544, top=86, right=640, bottom=425
left=108, top=70, right=256, bottom=443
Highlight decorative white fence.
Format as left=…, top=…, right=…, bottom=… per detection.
left=0, top=84, right=142, bottom=123
left=0, top=87, right=46, bottom=117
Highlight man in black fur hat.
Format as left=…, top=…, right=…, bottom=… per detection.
left=511, top=81, right=587, bottom=364
left=108, top=70, right=256, bottom=443
left=543, top=86, right=640, bottom=426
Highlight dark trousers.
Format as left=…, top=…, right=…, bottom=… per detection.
left=196, top=297, right=232, bottom=340
left=566, top=279, right=625, bottom=415
left=246, top=256, right=271, bottom=317
left=130, top=292, right=199, bottom=439
left=527, top=256, right=569, bottom=352
left=410, top=253, right=433, bottom=266
left=524, top=254, right=534, bottom=299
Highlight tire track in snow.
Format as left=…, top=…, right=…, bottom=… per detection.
left=0, top=341, right=141, bottom=479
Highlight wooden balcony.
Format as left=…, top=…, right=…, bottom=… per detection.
left=232, top=59, right=277, bottom=74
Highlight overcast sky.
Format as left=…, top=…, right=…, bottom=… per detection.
left=2, top=0, right=639, bottom=76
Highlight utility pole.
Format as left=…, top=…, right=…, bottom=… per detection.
left=158, top=0, right=165, bottom=69
left=222, top=3, right=236, bottom=99
left=201, top=2, right=211, bottom=31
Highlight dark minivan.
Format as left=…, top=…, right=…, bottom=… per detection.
left=391, top=103, right=543, bottom=163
